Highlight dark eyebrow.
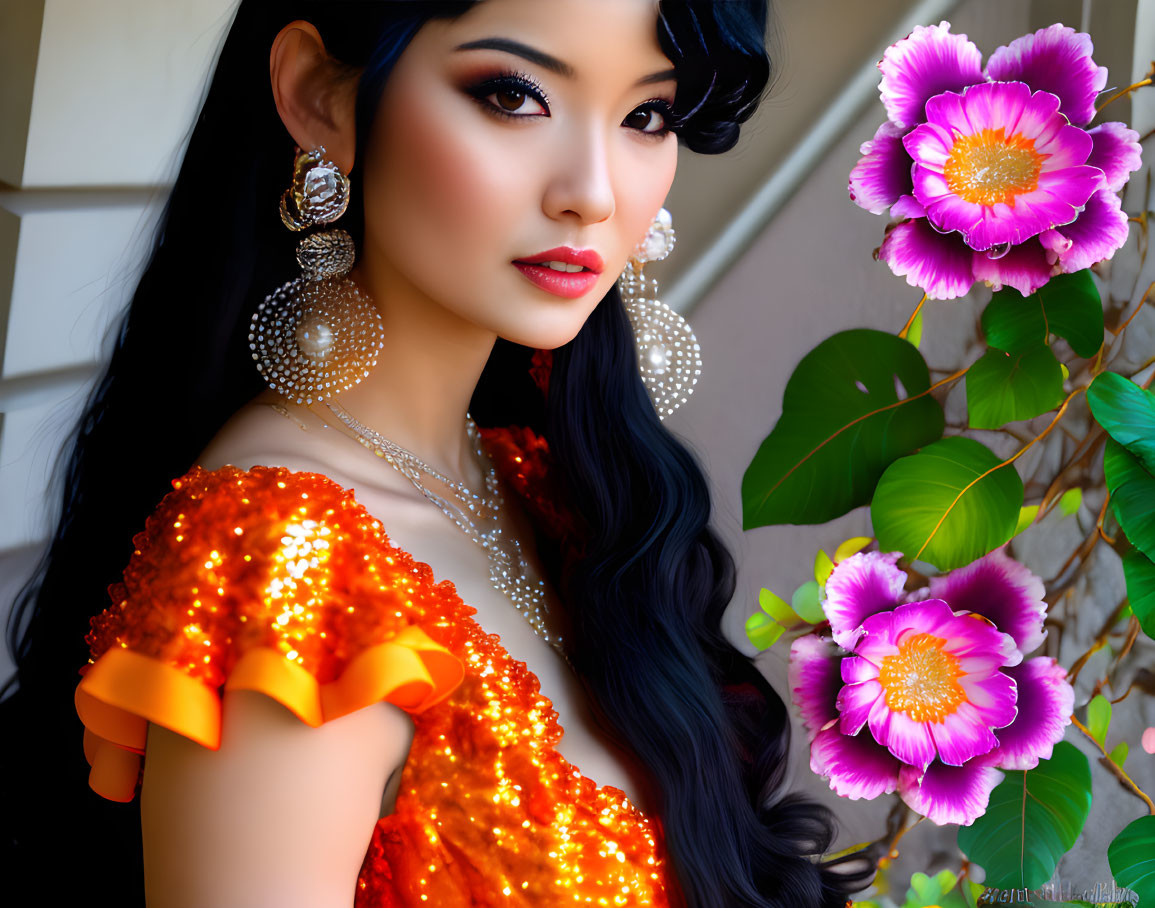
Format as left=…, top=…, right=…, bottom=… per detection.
left=454, top=38, right=676, bottom=87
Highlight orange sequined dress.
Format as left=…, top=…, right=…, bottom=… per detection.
left=75, top=461, right=675, bottom=906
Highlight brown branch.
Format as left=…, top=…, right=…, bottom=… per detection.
left=1096, top=491, right=1115, bottom=544
left=899, top=293, right=928, bottom=341
left=1052, top=531, right=1100, bottom=592
left=1107, top=281, right=1154, bottom=336
left=885, top=812, right=924, bottom=861
left=1067, top=598, right=1130, bottom=683
left=1095, top=62, right=1155, bottom=114
left=1070, top=714, right=1155, bottom=814
left=1109, top=680, right=1140, bottom=705
left=1038, top=426, right=1106, bottom=516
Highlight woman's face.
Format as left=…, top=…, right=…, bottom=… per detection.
left=356, top=0, right=679, bottom=350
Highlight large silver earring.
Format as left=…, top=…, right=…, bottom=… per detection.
left=249, top=145, right=385, bottom=405
left=618, top=208, right=701, bottom=420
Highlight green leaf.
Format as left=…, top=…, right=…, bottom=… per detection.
left=902, top=870, right=964, bottom=908
left=1059, top=488, right=1082, bottom=516
left=744, top=612, right=784, bottom=649
left=957, top=741, right=1092, bottom=890
left=1015, top=505, right=1040, bottom=536
left=1086, top=694, right=1111, bottom=747
left=1087, top=372, right=1155, bottom=471
left=1104, top=439, right=1155, bottom=562
left=814, top=550, right=835, bottom=586
left=791, top=580, right=825, bottom=624
left=743, top=330, right=944, bottom=528
left=758, top=587, right=800, bottom=625
left=1109, top=741, right=1129, bottom=768
left=872, top=436, right=1024, bottom=570
left=965, top=346, right=1064, bottom=429
left=1122, top=551, right=1155, bottom=641
left=1109, top=815, right=1155, bottom=908
left=907, top=307, right=924, bottom=349
left=981, top=270, right=1104, bottom=358
left=961, top=880, right=986, bottom=908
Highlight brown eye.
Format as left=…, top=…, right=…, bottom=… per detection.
left=496, top=89, right=527, bottom=112
left=623, top=106, right=669, bottom=135
left=467, top=73, right=550, bottom=118
left=623, top=109, right=654, bottom=130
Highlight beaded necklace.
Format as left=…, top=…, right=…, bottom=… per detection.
left=315, top=399, right=571, bottom=666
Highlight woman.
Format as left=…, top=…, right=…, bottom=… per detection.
left=3, top=0, right=867, bottom=904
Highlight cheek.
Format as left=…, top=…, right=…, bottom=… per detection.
left=614, top=143, right=678, bottom=265
left=362, top=86, right=526, bottom=272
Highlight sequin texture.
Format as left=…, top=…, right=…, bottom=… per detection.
left=77, top=465, right=673, bottom=905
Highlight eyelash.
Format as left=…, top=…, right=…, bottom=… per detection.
left=465, top=70, right=676, bottom=139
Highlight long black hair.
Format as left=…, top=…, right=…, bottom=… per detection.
left=2, top=1, right=868, bottom=903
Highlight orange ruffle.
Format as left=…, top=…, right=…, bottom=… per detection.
left=75, top=627, right=463, bottom=803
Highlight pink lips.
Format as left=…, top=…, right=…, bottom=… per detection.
left=513, top=246, right=604, bottom=299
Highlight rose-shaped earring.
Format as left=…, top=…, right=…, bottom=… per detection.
left=618, top=208, right=701, bottom=420
left=249, top=145, right=385, bottom=404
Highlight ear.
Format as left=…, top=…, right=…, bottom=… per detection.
left=269, top=21, right=358, bottom=174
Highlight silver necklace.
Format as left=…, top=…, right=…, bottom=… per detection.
left=319, top=399, right=569, bottom=663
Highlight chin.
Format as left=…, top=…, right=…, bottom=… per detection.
left=497, top=319, right=590, bottom=351
left=490, top=278, right=615, bottom=349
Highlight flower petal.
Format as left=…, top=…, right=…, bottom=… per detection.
left=849, top=122, right=913, bottom=215
left=910, top=166, right=984, bottom=238
left=1052, top=189, right=1132, bottom=274
left=869, top=702, right=937, bottom=770
left=788, top=635, right=842, bottom=741
left=985, top=658, right=1074, bottom=770
left=942, top=80, right=1056, bottom=142
left=985, top=24, right=1108, bottom=126
left=891, top=194, right=926, bottom=218
left=1032, top=116, right=1094, bottom=172
left=902, top=119, right=954, bottom=170
left=1040, top=227, right=1073, bottom=263
left=881, top=598, right=1020, bottom=669
left=967, top=168, right=1103, bottom=250
left=929, top=548, right=1048, bottom=653
left=887, top=597, right=958, bottom=639
left=899, top=760, right=1004, bottom=825
left=811, top=726, right=903, bottom=800
left=841, top=654, right=879, bottom=685
left=877, top=218, right=976, bottom=300
left=971, top=240, right=1054, bottom=297
left=929, top=700, right=1001, bottom=765
left=959, top=669, right=1018, bottom=728
left=879, top=21, right=986, bottom=129
left=837, top=678, right=882, bottom=736
left=1087, top=122, right=1144, bottom=192
left=822, top=551, right=907, bottom=650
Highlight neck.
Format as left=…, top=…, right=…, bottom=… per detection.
left=327, top=260, right=499, bottom=480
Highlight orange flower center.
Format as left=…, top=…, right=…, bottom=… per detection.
left=943, top=127, right=1044, bottom=206
left=878, top=632, right=966, bottom=723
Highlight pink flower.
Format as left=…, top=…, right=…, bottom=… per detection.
left=789, top=550, right=1074, bottom=825
left=851, top=22, right=1141, bottom=299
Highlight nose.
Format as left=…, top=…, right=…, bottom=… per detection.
left=542, top=122, right=616, bottom=226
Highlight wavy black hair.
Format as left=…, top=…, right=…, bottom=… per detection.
left=2, top=1, right=869, bottom=903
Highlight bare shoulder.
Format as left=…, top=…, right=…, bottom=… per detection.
left=194, top=391, right=429, bottom=514
left=194, top=390, right=330, bottom=474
